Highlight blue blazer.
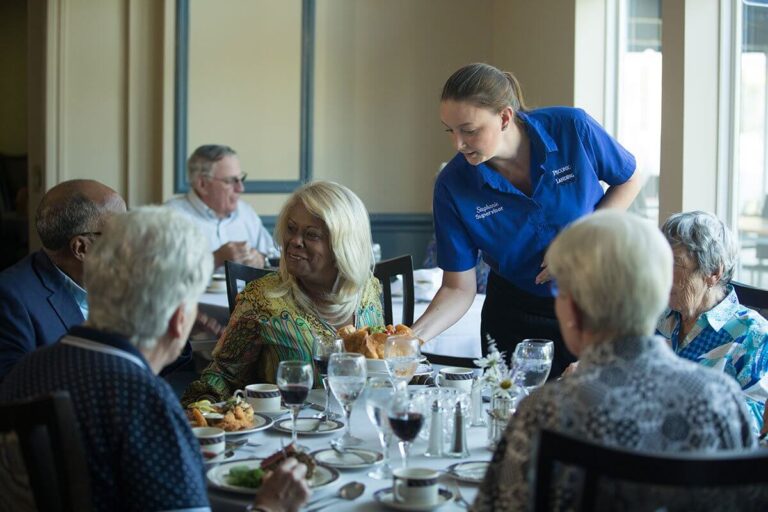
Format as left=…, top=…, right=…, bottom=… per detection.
left=0, top=250, right=85, bottom=381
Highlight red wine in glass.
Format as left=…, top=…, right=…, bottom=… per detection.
left=388, top=412, right=424, bottom=442
left=280, top=384, right=310, bottom=406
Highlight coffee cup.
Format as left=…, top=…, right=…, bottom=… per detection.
left=192, top=426, right=225, bottom=459
left=208, top=273, right=226, bottom=292
left=235, top=383, right=281, bottom=412
left=437, top=367, right=474, bottom=392
left=392, top=467, right=440, bottom=505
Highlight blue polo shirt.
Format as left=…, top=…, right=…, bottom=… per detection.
left=434, top=106, right=635, bottom=297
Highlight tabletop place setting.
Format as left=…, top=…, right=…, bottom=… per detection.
left=190, top=331, right=556, bottom=511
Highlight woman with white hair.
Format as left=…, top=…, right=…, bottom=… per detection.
left=184, top=181, right=383, bottom=401
left=656, top=210, right=768, bottom=435
left=473, top=211, right=754, bottom=511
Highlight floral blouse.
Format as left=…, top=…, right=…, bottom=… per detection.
left=182, top=274, right=383, bottom=404
left=656, top=285, right=768, bottom=435
left=472, top=336, right=756, bottom=512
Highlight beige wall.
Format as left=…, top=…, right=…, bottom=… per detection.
left=0, top=0, right=28, bottom=155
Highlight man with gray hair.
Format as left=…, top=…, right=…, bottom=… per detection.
left=0, top=207, right=311, bottom=511
left=166, top=144, right=274, bottom=270
left=0, top=179, right=126, bottom=381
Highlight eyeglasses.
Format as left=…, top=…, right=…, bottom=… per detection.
left=204, top=173, right=248, bottom=186
left=74, top=231, right=102, bottom=239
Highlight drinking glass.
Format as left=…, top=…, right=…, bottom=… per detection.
left=312, top=336, right=344, bottom=420
left=365, top=376, right=395, bottom=479
left=276, top=360, right=313, bottom=448
left=512, top=339, right=554, bottom=391
left=387, top=391, right=426, bottom=468
left=328, top=352, right=367, bottom=448
left=384, top=335, right=421, bottom=393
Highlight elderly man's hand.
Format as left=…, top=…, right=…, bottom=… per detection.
left=243, top=248, right=266, bottom=269
left=251, top=458, right=310, bottom=512
left=214, top=241, right=254, bottom=268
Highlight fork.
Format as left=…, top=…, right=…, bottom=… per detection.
left=452, top=480, right=471, bottom=509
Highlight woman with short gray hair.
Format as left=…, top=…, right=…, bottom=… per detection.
left=657, top=210, right=768, bottom=436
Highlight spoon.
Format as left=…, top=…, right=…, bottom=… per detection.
left=305, top=481, right=365, bottom=511
left=329, top=442, right=371, bottom=464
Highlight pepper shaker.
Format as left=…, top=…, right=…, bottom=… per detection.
left=425, top=399, right=443, bottom=457
left=446, top=401, right=470, bottom=458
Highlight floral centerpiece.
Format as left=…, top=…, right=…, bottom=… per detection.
left=474, top=336, right=528, bottom=447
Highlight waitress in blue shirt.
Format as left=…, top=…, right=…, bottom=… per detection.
left=412, top=63, right=641, bottom=378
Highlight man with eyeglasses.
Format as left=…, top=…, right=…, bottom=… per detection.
left=166, top=144, right=275, bottom=270
left=0, top=179, right=127, bottom=381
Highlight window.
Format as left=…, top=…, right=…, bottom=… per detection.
left=615, top=0, right=662, bottom=223
left=734, top=0, right=768, bottom=287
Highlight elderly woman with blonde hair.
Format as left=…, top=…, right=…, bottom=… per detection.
left=184, top=181, right=383, bottom=402
left=656, top=210, right=768, bottom=435
left=473, top=211, right=754, bottom=511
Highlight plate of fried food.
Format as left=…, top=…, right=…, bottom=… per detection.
left=187, top=396, right=273, bottom=437
left=336, top=324, right=425, bottom=373
left=206, top=444, right=339, bottom=494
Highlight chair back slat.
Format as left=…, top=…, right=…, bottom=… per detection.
left=0, top=391, right=92, bottom=512
left=373, top=255, right=414, bottom=326
left=532, top=428, right=768, bottom=511
left=224, top=260, right=274, bottom=313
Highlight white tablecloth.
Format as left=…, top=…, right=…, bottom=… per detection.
left=207, top=389, right=490, bottom=511
left=197, top=293, right=485, bottom=360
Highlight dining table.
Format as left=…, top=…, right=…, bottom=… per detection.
left=206, top=387, right=493, bottom=511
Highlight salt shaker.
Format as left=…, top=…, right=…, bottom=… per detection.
left=446, top=401, right=470, bottom=458
left=425, top=399, right=443, bottom=457
left=470, top=376, right=486, bottom=427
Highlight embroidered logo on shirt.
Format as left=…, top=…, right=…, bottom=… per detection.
left=552, top=165, right=575, bottom=185
left=475, top=202, right=504, bottom=220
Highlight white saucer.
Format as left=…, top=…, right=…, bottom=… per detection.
left=310, top=447, right=383, bottom=469
left=272, top=417, right=344, bottom=435
left=373, top=487, right=453, bottom=511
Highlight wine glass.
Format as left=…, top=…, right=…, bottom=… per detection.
left=276, top=360, right=313, bottom=449
left=365, top=376, right=395, bottom=479
left=328, top=352, right=367, bottom=448
left=312, top=336, right=344, bottom=420
left=387, top=391, right=426, bottom=468
left=384, top=335, right=421, bottom=393
left=512, top=339, right=554, bottom=392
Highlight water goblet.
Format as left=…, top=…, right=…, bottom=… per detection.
left=384, top=334, right=421, bottom=393
left=512, top=338, right=554, bottom=392
left=365, top=376, right=395, bottom=479
left=312, top=336, right=344, bottom=420
left=388, top=391, right=426, bottom=468
left=328, top=352, right=367, bottom=448
left=276, top=360, right=313, bottom=449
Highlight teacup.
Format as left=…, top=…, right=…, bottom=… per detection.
left=192, top=426, right=225, bottom=459
left=235, top=383, right=281, bottom=412
left=392, top=467, right=439, bottom=506
left=208, top=273, right=226, bottom=292
left=437, top=367, right=474, bottom=392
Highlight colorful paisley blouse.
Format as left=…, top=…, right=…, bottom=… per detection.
left=182, top=273, right=383, bottom=404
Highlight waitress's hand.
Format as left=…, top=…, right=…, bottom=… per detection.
left=534, top=264, right=551, bottom=285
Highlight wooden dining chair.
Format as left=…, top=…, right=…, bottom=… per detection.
left=0, top=391, right=92, bottom=512
left=224, top=260, right=274, bottom=313
left=374, top=255, right=415, bottom=326
left=731, top=280, right=768, bottom=318
left=531, top=428, right=768, bottom=511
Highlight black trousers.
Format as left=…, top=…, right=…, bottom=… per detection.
left=480, top=271, right=575, bottom=381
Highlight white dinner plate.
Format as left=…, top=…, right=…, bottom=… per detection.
left=207, top=459, right=339, bottom=494
left=445, top=460, right=489, bottom=484
left=272, top=417, right=344, bottom=435
left=310, top=447, right=383, bottom=469
left=373, top=487, right=453, bottom=511
left=221, top=413, right=273, bottom=438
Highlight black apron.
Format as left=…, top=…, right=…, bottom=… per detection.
left=480, top=271, right=575, bottom=381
